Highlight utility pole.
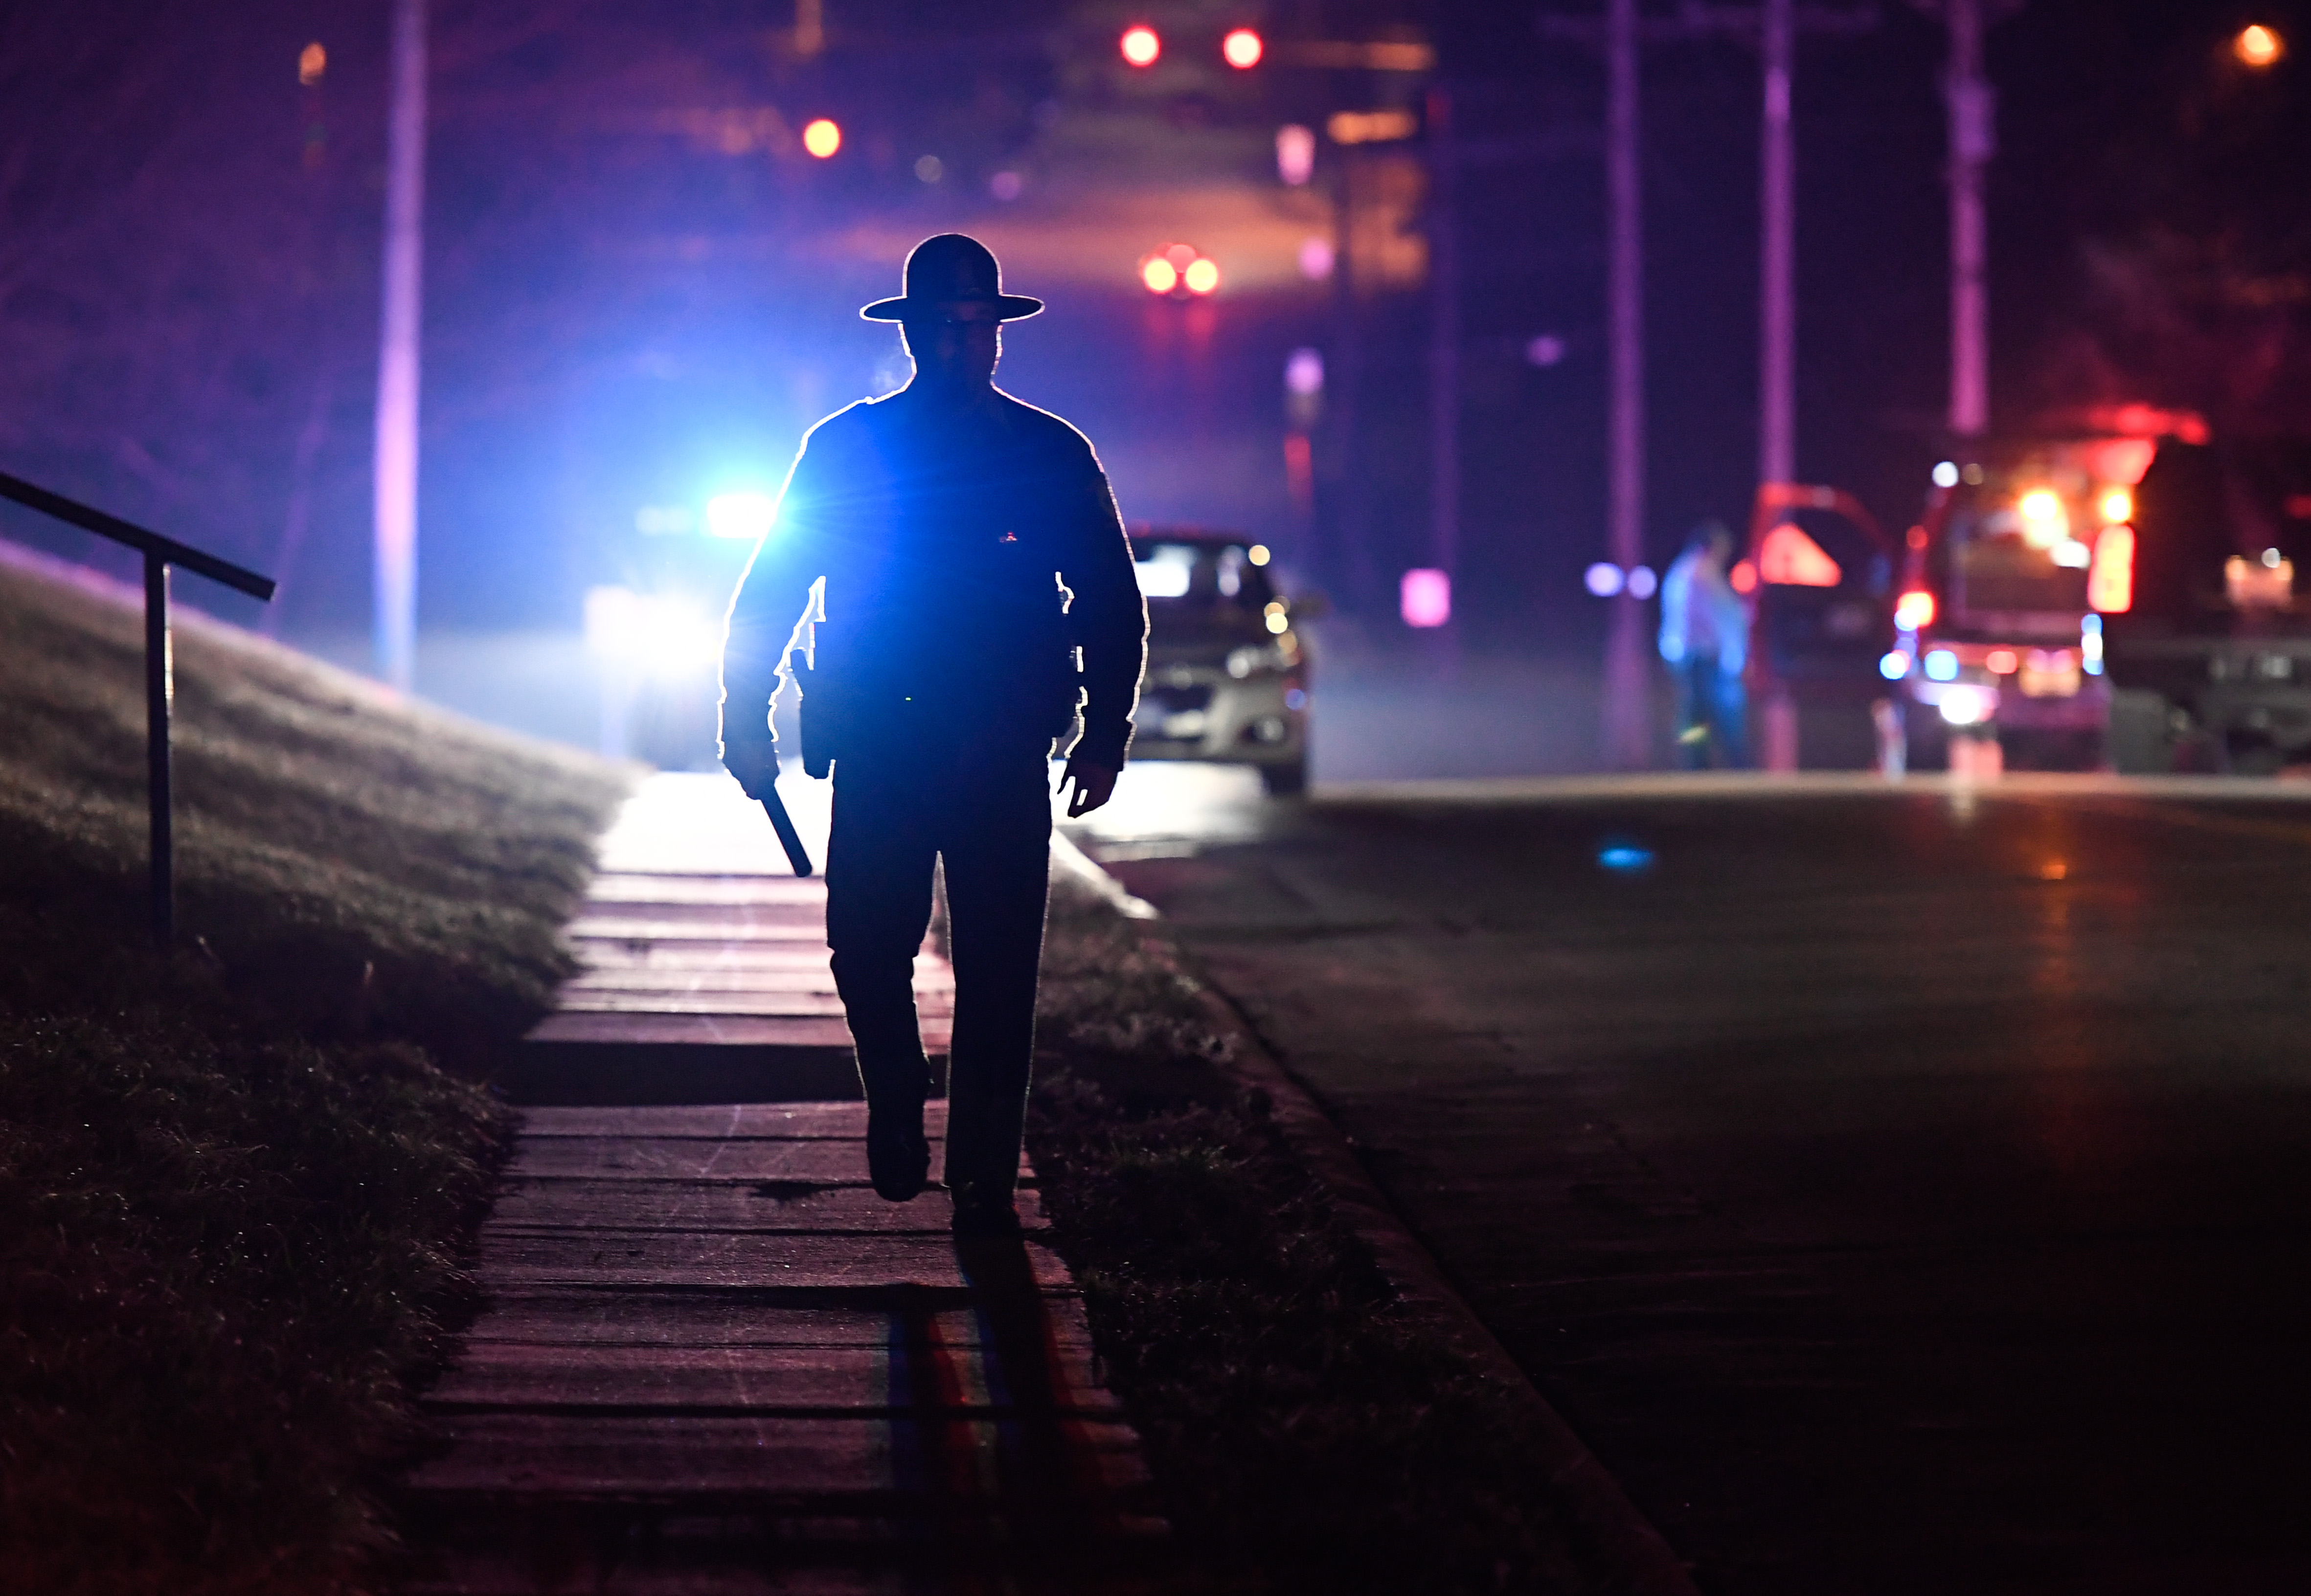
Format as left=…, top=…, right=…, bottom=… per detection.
left=1759, top=0, right=1795, bottom=486
left=373, top=0, right=427, bottom=694
left=1330, top=147, right=1372, bottom=615
left=1428, top=82, right=1461, bottom=665
left=1943, top=0, right=1993, bottom=437
left=1755, top=0, right=1800, bottom=769
left=1910, top=0, right=2018, bottom=435
left=1602, top=0, right=1649, bottom=766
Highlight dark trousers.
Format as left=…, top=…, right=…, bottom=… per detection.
left=1675, top=656, right=1750, bottom=769
left=825, top=736, right=1052, bottom=1194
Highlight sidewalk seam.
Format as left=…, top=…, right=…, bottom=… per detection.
left=1050, top=832, right=1701, bottom=1596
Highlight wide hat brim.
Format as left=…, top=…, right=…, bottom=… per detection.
left=860, top=292, right=1044, bottom=322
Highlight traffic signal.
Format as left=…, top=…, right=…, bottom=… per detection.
left=1120, top=25, right=1160, bottom=67
left=1223, top=28, right=1263, bottom=68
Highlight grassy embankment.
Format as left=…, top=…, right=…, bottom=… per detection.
left=1029, top=867, right=1598, bottom=1596
left=0, top=549, right=629, bottom=1594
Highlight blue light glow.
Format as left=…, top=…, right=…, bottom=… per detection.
left=1597, top=843, right=1654, bottom=873
left=705, top=492, right=777, bottom=539
left=1924, top=649, right=1959, bottom=681
left=1880, top=650, right=1911, bottom=680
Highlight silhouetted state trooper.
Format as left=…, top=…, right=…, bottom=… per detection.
left=719, top=234, right=1147, bottom=1235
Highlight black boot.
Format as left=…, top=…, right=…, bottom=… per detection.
left=866, top=1102, right=930, bottom=1202
left=948, top=1176, right=1021, bottom=1236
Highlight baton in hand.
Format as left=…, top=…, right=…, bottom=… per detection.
left=756, top=786, right=815, bottom=877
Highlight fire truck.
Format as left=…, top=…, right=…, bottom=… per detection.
left=2101, top=436, right=2311, bottom=773
left=1876, top=431, right=2156, bottom=771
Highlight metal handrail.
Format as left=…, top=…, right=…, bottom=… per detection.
left=0, top=471, right=276, bottom=946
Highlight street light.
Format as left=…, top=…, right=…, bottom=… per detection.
left=1223, top=27, right=1264, bottom=68
left=801, top=118, right=841, bottom=158
left=1121, top=24, right=1161, bottom=67
left=2236, top=24, right=2284, bottom=67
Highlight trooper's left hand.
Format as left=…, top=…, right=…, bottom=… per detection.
left=1058, top=757, right=1118, bottom=818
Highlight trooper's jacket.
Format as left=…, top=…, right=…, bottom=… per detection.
left=719, top=387, right=1147, bottom=772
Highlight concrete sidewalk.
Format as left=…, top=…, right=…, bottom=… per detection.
left=401, top=775, right=1169, bottom=1593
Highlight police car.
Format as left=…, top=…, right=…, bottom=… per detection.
left=1125, top=526, right=1316, bottom=794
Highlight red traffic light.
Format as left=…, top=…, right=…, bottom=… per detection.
left=1120, top=25, right=1161, bottom=67
left=1223, top=28, right=1263, bottom=68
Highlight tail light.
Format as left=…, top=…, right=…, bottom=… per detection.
left=1894, top=589, right=1936, bottom=631
left=2088, top=525, right=2134, bottom=613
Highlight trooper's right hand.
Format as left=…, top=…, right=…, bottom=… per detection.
left=722, top=741, right=780, bottom=801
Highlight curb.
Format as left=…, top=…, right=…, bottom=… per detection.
left=1050, top=832, right=1702, bottom=1596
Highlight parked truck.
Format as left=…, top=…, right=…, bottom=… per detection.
left=2103, top=438, right=2311, bottom=773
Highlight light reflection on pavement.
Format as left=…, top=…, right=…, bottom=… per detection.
left=1058, top=759, right=1276, bottom=856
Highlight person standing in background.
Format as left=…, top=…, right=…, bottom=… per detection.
left=1658, top=520, right=1751, bottom=769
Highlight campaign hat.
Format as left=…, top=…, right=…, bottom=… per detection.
left=860, top=233, right=1044, bottom=321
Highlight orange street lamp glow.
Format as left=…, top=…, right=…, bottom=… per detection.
left=2237, top=24, right=2284, bottom=67
left=1182, top=256, right=1221, bottom=294
left=1223, top=28, right=1264, bottom=68
left=2098, top=486, right=2133, bottom=525
left=1141, top=256, right=1179, bottom=294
left=801, top=118, right=841, bottom=158
left=1121, top=25, right=1161, bottom=67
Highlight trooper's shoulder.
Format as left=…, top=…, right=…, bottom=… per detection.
left=990, top=391, right=1102, bottom=465
left=798, top=399, right=884, bottom=456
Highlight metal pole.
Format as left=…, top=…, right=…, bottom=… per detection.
left=373, top=0, right=427, bottom=693
left=1332, top=149, right=1370, bottom=613
left=1760, top=0, right=1795, bottom=486
left=1428, top=83, right=1460, bottom=655
left=1758, top=0, right=1801, bottom=771
left=1945, top=0, right=1991, bottom=436
left=143, top=552, right=174, bottom=947
left=1602, top=0, right=1650, bottom=768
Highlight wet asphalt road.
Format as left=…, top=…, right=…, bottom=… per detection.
left=1067, top=768, right=2311, bottom=1596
